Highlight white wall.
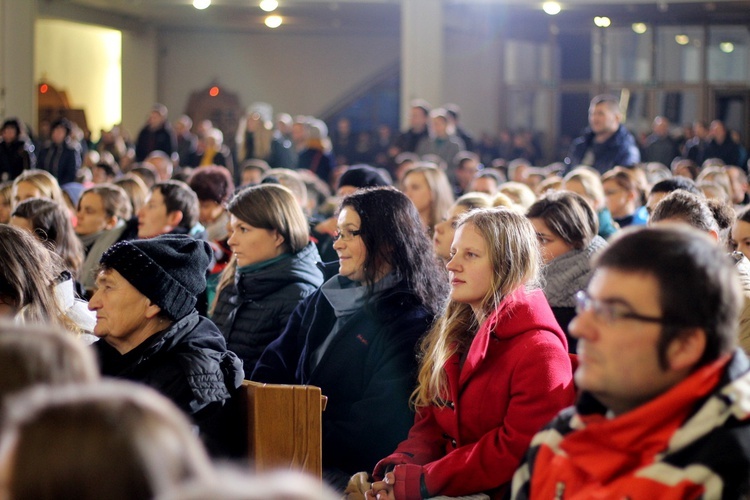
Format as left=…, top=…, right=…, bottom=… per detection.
left=444, top=31, right=503, bottom=136
left=156, top=29, right=400, bottom=121
left=156, top=27, right=503, bottom=138
left=2, top=0, right=36, bottom=124
left=35, top=19, right=121, bottom=136
left=30, top=8, right=505, bottom=143
left=122, top=27, right=158, bottom=137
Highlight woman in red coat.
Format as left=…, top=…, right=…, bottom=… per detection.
left=368, top=208, right=575, bottom=500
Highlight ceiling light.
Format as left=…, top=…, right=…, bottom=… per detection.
left=193, top=0, right=210, bottom=9
left=542, top=2, right=561, bottom=16
left=675, top=35, right=690, bottom=45
left=632, top=23, right=647, bottom=34
left=265, top=15, right=283, bottom=28
left=593, top=16, right=611, bottom=28
left=260, top=0, right=278, bottom=12
left=720, top=42, right=735, bottom=53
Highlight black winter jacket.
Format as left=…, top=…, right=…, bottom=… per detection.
left=94, top=311, right=245, bottom=457
left=251, top=271, right=436, bottom=490
left=0, top=139, right=35, bottom=180
left=135, top=123, right=176, bottom=161
left=38, top=141, right=81, bottom=184
left=212, top=242, right=324, bottom=374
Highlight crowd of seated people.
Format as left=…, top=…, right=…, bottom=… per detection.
left=2, top=95, right=750, bottom=499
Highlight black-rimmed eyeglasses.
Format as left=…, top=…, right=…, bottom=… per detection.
left=574, top=290, right=674, bottom=326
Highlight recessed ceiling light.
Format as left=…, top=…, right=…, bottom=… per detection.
left=593, top=16, right=611, bottom=28
left=720, top=42, right=735, bottom=53
left=632, top=23, right=647, bottom=34
left=542, top=2, right=561, bottom=16
left=260, top=0, right=278, bottom=12
left=675, top=35, right=690, bottom=45
left=265, top=15, right=283, bottom=28
left=193, top=0, right=210, bottom=10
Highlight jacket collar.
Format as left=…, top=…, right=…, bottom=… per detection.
left=565, top=352, right=741, bottom=483
left=457, top=287, right=565, bottom=388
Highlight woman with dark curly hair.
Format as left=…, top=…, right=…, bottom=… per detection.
left=252, top=186, right=448, bottom=491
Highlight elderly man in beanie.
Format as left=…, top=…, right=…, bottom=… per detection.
left=89, top=234, right=244, bottom=457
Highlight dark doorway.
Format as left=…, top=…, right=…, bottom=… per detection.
left=714, top=90, right=750, bottom=154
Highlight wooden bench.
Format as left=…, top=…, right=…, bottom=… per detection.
left=241, top=380, right=327, bottom=478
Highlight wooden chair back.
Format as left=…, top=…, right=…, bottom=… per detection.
left=241, top=380, right=327, bottom=478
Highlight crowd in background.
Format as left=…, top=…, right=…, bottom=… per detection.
left=1, top=93, right=750, bottom=499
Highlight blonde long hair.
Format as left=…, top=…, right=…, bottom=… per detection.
left=236, top=113, right=274, bottom=162
left=402, top=163, right=454, bottom=234
left=11, top=169, right=65, bottom=209
left=412, top=208, right=541, bottom=408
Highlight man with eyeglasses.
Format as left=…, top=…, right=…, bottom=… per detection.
left=511, top=225, right=750, bottom=499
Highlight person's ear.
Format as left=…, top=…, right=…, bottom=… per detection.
left=166, top=210, right=183, bottom=228
left=104, top=215, right=118, bottom=230
left=272, top=230, right=286, bottom=249
left=144, top=302, right=162, bottom=320
left=666, top=328, right=706, bottom=371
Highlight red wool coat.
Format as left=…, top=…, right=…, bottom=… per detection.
left=374, top=287, right=575, bottom=499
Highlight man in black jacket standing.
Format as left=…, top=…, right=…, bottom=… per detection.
left=89, top=234, right=244, bottom=457
left=135, top=103, right=177, bottom=162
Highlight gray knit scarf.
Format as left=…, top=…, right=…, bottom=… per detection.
left=543, top=235, right=608, bottom=307
left=79, top=221, right=127, bottom=292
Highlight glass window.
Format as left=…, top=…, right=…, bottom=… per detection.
left=557, top=32, right=592, bottom=82
left=505, top=40, right=552, bottom=83
left=605, top=88, right=649, bottom=133
left=507, top=90, right=553, bottom=134
left=656, top=26, right=703, bottom=83
left=559, top=92, right=591, bottom=142
left=708, top=26, right=750, bottom=83
left=603, top=27, right=652, bottom=83
left=655, top=90, right=699, bottom=127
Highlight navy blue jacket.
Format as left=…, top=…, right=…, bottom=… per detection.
left=565, top=124, right=641, bottom=174
left=705, top=138, right=742, bottom=169
left=251, top=271, right=435, bottom=489
left=38, top=141, right=81, bottom=185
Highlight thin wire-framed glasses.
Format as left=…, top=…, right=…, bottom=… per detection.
left=574, top=290, right=674, bottom=326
